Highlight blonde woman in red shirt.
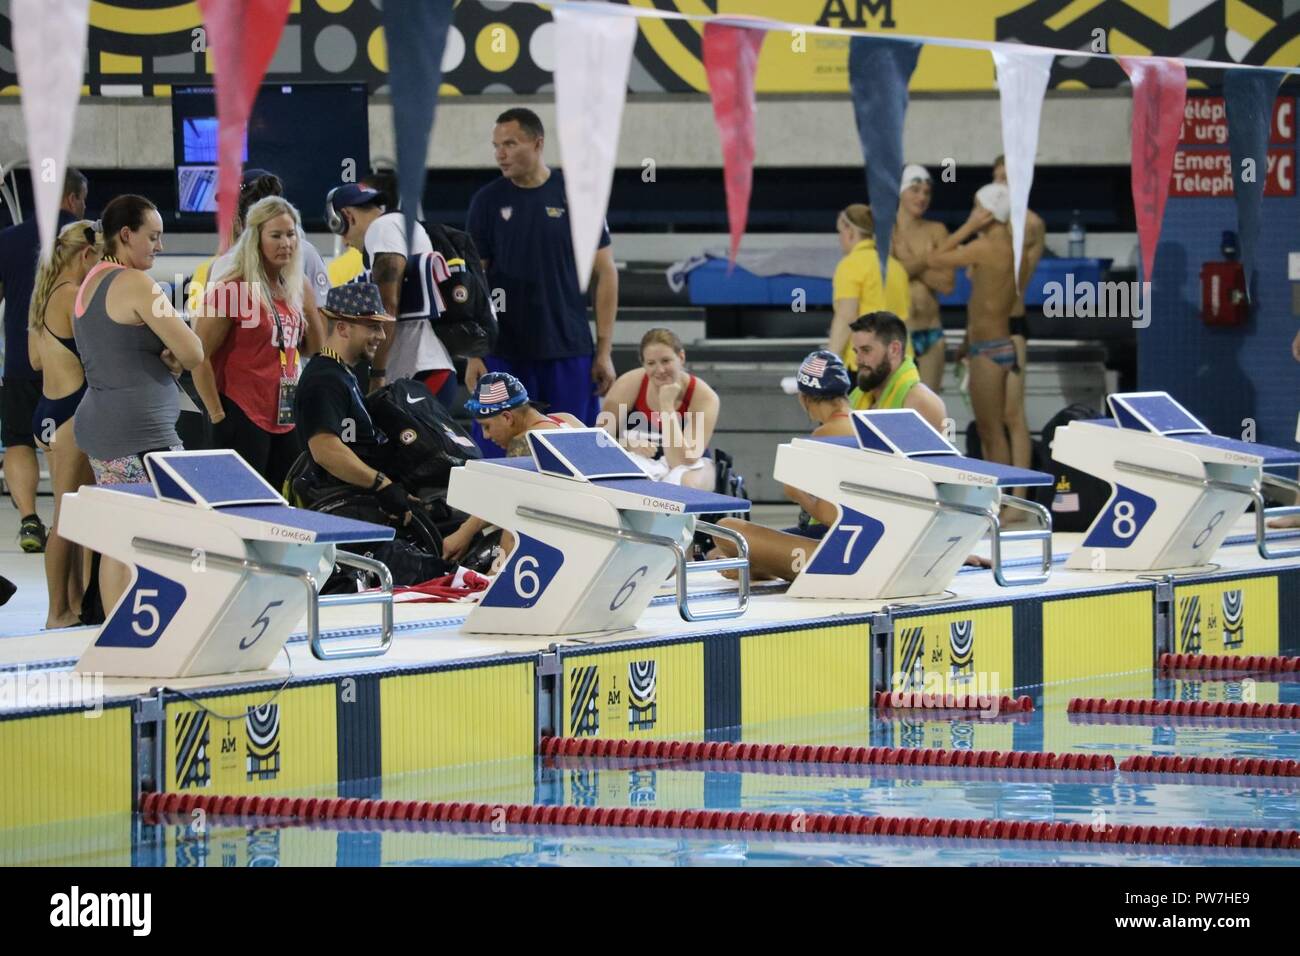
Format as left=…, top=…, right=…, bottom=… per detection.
left=193, top=196, right=320, bottom=489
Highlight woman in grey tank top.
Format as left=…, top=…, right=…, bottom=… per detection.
left=73, top=195, right=203, bottom=484
left=72, top=196, right=203, bottom=617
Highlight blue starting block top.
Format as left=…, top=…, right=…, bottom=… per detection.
left=810, top=434, right=1053, bottom=487
left=1086, top=418, right=1300, bottom=466
left=528, top=427, right=648, bottom=481
left=852, top=409, right=958, bottom=457
left=489, top=456, right=749, bottom=514
left=146, top=450, right=286, bottom=506
left=100, top=451, right=395, bottom=544
left=1109, top=392, right=1208, bottom=436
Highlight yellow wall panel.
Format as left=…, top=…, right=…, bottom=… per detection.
left=382, top=663, right=534, bottom=775
left=0, top=708, right=132, bottom=829
left=1044, top=591, right=1153, bottom=685
left=741, top=622, right=871, bottom=726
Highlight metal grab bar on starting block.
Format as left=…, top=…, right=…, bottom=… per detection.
left=838, top=482, right=1052, bottom=587
left=1113, top=461, right=1300, bottom=562
left=516, top=506, right=750, bottom=622
left=1255, top=472, right=1300, bottom=561
left=133, top=538, right=395, bottom=662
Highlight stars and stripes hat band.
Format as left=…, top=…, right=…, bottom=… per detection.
left=796, top=349, right=851, bottom=397
left=465, top=371, right=529, bottom=418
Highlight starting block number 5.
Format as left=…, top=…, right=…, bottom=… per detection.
left=481, top=534, right=566, bottom=610
left=95, top=567, right=187, bottom=649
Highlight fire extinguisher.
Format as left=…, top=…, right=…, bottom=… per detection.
left=1200, top=230, right=1248, bottom=326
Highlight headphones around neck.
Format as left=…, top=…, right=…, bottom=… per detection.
left=324, top=187, right=348, bottom=236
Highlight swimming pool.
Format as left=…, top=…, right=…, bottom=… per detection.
left=8, top=668, right=1297, bottom=867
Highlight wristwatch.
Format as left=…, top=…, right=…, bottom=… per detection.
left=369, top=472, right=386, bottom=491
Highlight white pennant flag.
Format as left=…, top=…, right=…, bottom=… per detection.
left=991, top=47, right=1054, bottom=280
left=13, top=0, right=90, bottom=261
left=553, top=7, right=637, bottom=292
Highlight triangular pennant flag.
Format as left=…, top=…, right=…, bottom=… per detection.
left=1118, top=57, right=1187, bottom=283
left=553, top=7, right=637, bottom=293
left=991, top=47, right=1054, bottom=280
left=12, top=0, right=90, bottom=261
left=702, top=23, right=766, bottom=264
left=196, top=0, right=292, bottom=252
left=1224, top=68, right=1285, bottom=297
left=847, top=36, right=921, bottom=278
left=382, top=0, right=455, bottom=252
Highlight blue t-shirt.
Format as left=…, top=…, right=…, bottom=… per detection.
left=0, top=210, right=75, bottom=380
left=466, top=170, right=611, bottom=362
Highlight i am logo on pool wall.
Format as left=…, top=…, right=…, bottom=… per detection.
left=49, top=886, right=151, bottom=936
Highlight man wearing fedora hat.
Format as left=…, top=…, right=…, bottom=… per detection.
left=293, top=283, right=415, bottom=519
left=440, top=371, right=580, bottom=562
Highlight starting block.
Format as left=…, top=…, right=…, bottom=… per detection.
left=58, top=450, right=397, bottom=678
left=447, top=427, right=751, bottom=636
left=773, top=409, right=1055, bottom=600
left=1052, top=392, right=1300, bottom=571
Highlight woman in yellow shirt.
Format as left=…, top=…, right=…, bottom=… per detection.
left=828, top=203, right=911, bottom=381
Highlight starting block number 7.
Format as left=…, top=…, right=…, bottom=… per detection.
left=806, top=507, right=885, bottom=576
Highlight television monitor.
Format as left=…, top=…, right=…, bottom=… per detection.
left=171, top=83, right=369, bottom=229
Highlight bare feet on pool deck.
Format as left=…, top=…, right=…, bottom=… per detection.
left=45, top=612, right=83, bottom=630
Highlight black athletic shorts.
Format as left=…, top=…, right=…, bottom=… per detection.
left=1, top=377, right=40, bottom=448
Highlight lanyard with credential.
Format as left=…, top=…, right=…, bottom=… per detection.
left=269, top=299, right=299, bottom=425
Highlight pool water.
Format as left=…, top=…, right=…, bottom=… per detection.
left=5, top=671, right=1298, bottom=867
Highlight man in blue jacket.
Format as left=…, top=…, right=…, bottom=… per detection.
left=465, top=108, right=619, bottom=456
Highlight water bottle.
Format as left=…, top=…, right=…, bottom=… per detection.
left=1068, top=210, right=1086, bottom=259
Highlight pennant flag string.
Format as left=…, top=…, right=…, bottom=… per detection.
left=382, top=0, right=456, bottom=252
left=553, top=6, right=639, bottom=291
left=12, top=0, right=90, bottom=262
left=1119, top=57, right=1188, bottom=284
left=489, top=0, right=1300, bottom=78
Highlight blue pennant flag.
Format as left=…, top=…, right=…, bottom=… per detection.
left=848, top=37, right=921, bottom=278
left=1223, top=68, right=1284, bottom=299
left=382, top=0, right=455, bottom=250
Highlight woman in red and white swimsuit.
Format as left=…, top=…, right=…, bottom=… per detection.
left=599, top=327, right=720, bottom=491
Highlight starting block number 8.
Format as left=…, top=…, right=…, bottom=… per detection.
left=481, top=534, right=565, bottom=610
left=1084, top=485, right=1157, bottom=550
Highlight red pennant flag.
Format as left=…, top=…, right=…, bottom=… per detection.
left=703, top=23, right=765, bottom=264
left=196, top=0, right=292, bottom=252
left=1119, top=57, right=1187, bottom=282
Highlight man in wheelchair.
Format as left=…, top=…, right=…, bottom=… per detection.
left=291, top=283, right=418, bottom=523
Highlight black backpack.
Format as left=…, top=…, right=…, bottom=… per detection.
left=364, top=378, right=482, bottom=489
left=420, top=222, right=498, bottom=358
left=1036, top=403, right=1112, bottom=533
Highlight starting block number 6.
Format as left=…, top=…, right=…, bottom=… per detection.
left=480, top=534, right=566, bottom=610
